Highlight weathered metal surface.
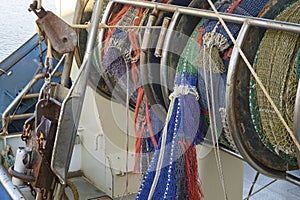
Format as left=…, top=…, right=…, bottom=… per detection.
left=30, top=2, right=77, bottom=54
left=8, top=97, right=61, bottom=193
left=31, top=98, right=61, bottom=190
left=36, top=11, right=77, bottom=54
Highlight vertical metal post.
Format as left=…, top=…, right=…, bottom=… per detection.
left=61, top=52, right=73, bottom=87
left=52, top=0, right=105, bottom=199
left=294, top=80, right=300, bottom=144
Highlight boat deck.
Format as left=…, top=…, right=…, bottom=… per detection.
left=243, top=163, right=300, bottom=200
left=15, top=162, right=300, bottom=200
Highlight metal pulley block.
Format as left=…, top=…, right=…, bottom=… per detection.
left=29, top=1, right=77, bottom=55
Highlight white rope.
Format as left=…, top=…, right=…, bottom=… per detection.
left=201, top=46, right=228, bottom=200
left=147, top=86, right=199, bottom=199
left=118, top=63, right=131, bottom=200
left=147, top=93, right=176, bottom=200
left=206, top=0, right=300, bottom=150
left=209, top=45, right=228, bottom=200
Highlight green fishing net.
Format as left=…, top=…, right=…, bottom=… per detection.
left=250, top=1, right=300, bottom=166
left=296, top=48, right=300, bottom=82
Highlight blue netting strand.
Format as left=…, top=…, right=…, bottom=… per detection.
left=203, top=0, right=270, bottom=47
left=136, top=99, right=181, bottom=199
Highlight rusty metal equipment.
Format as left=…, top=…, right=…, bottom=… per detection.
left=9, top=96, right=61, bottom=199
left=29, top=1, right=77, bottom=55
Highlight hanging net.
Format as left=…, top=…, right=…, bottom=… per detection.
left=250, top=1, right=300, bottom=166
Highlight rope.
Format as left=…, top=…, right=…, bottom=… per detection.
left=104, top=4, right=131, bottom=51
left=206, top=0, right=300, bottom=151
left=128, top=7, right=144, bottom=89
left=245, top=172, right=259, bottom=200
left=201, top=46, right=228, bottom=200
left=145, top=98, right=158, bottom=148
left=147, top=85, right=199, bottom=199
left=147, top=92, right=176, bottom=200
left=125, top=60, right=130, bottom=195
left=134, top=88, right=145, bottom=172
left=199, top=1, right=249, bottom=198
left=62, top=179, right=79, bottom=200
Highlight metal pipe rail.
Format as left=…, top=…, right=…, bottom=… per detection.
left=1, top=73, right=45, bottom=135
left=1, top=55, right=65, bottom=135
left=113, top=0, right=300, bottom=33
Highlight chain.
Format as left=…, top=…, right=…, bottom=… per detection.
left=43, top=38, right=53, bottom=101
left=38, top=34, right=45, bottom=69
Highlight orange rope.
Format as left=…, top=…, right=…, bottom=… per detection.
left=197, top=28, right=205, bottom=46
left=104, top=5, right=131, bottom=52
left=228, top=0, right=242, bottom=14
left=134, top=88, right=145, bottom=128
left=145, top=98, right=158, bottom=148
left=134, top=88, right=145, bottom=172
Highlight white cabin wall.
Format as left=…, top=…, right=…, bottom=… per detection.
left=77, top=85, right=141, bottom=197
left=196, top=145, right=244, bottom=200
left=55, top=0, right=77, bottom=23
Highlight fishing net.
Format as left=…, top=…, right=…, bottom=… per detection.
left=196, top=0, right=269, bottom=152
left=136, top=18, right=204, bottom=199
left=296, top=48, right=300, bottom=82
left=136, top=0, right=272, bottom=198
left=250, top=1, right=300, bottom=166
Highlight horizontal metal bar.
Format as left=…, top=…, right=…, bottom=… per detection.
left=1, top=73, right=45, bottom=134
left=112, top=0, right=300, bottom=34
left=0, top=133, right=22, bottom=139
left=202, top=138, right=243, bottom=160
left=23, top=93, right=39, bottom=99
left=9, top=113, right=33, bottom=121
left=286, top=173, right=300, bottom=187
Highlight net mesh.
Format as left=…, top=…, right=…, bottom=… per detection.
left=250, top=1, right=300, bottom=165
left=296, top=48, right=300, bottom=82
